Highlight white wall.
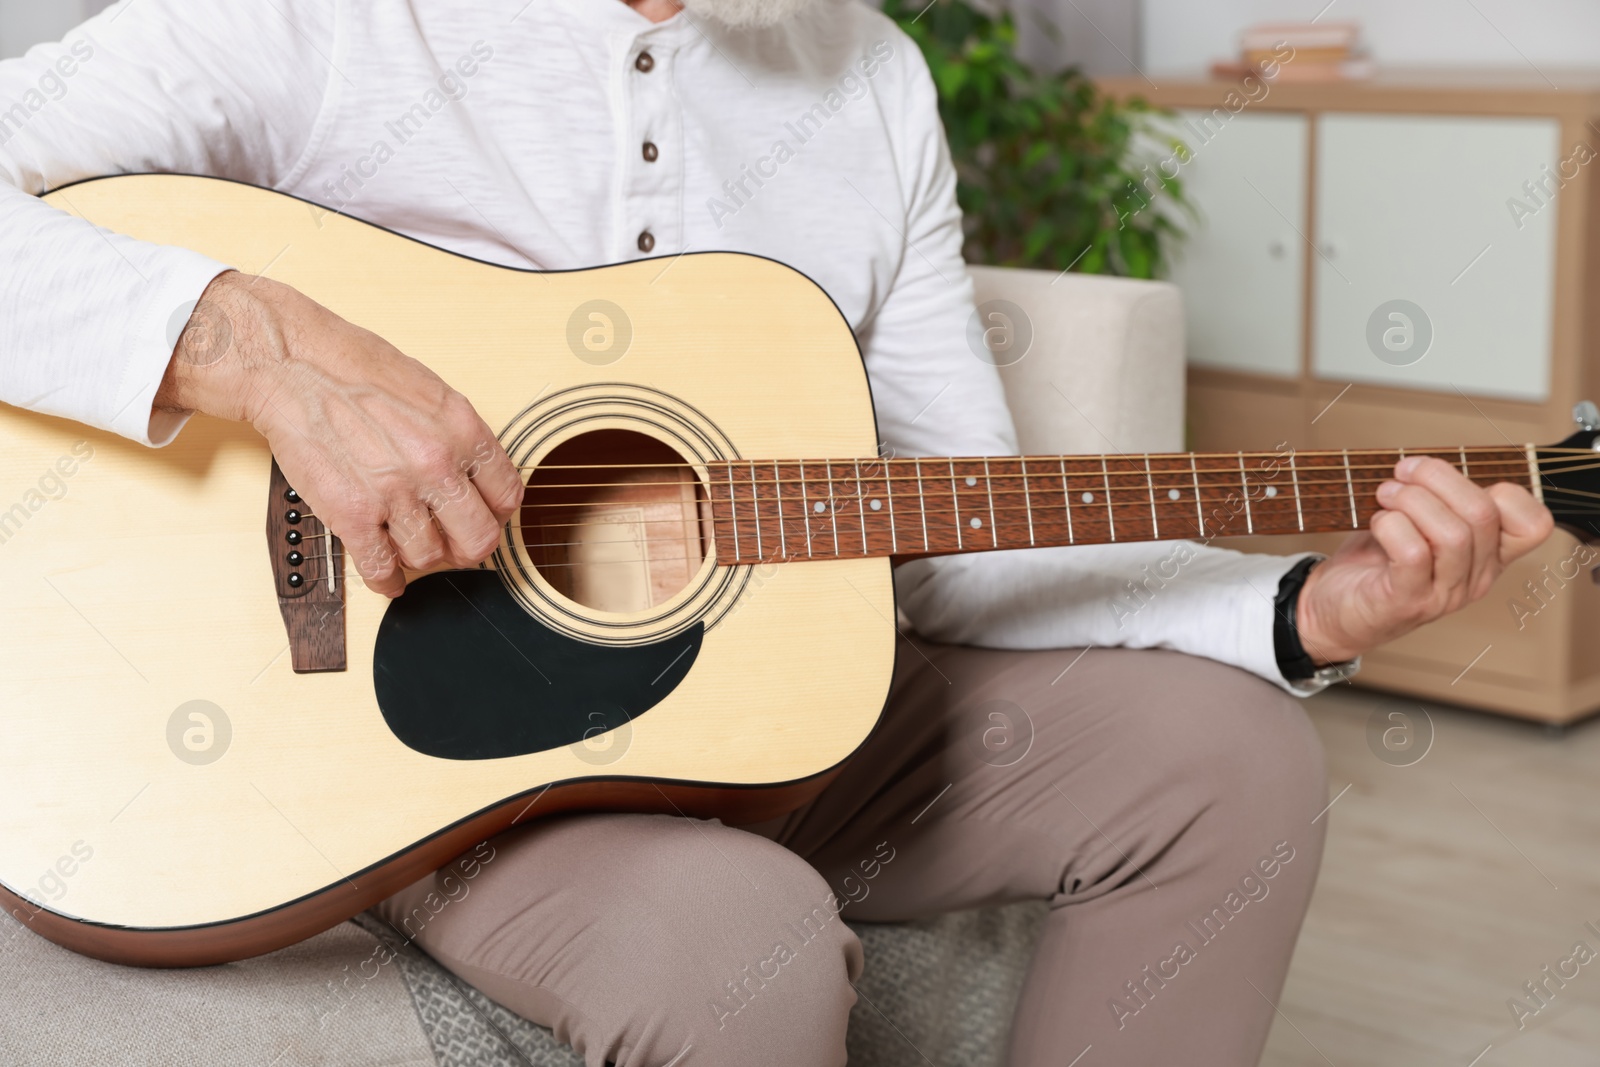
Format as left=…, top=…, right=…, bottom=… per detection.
left=1012, top=0, right=1141, bottom=76
left=1143, top=0, right=1600, bottom=74
left=0, top=0, right=114, bottom=59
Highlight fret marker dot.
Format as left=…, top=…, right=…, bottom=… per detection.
left=1168, top=488, right=1181, bottom=500
left=1265, top=486, right=1278, bottom=498
left=1081, top=492, right=1095, bottom=504
left=869, top=499, right=882, bottom=511
left=970, top=517, right=982, bottom=529
left=965, top=476, right=977, bottom=487
left=813, top=502, right=825, bottom=513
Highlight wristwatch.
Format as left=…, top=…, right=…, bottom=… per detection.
left=1273, top=555, right=1360, bottom=694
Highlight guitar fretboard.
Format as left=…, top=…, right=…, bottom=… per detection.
left=705, top=446, right=1542, bottom=565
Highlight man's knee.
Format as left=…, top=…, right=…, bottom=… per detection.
left=659, top=819, right=862, bottom=1066
left=1100, top=651, right=1328, bottom=839
left=1162, top=656, right=1327, bottom=868
left=384, top=813, right=860, bottom=1067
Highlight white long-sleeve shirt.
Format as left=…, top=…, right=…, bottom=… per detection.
left=0, top=0, right=1317, bottom=692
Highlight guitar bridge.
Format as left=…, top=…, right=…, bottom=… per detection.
left=266, top=458, right=347, bottom=673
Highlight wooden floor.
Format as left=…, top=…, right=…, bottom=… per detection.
left=1264, top=685, right=1600, bottom=1066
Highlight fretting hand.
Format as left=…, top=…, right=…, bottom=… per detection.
left=1295, top=455, right=1554, bottom=664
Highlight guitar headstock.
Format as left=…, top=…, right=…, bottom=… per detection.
left=1539, top=401, right=1600, bottom=543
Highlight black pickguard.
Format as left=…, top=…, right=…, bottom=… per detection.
left=372, top=570, right=701, bottom=761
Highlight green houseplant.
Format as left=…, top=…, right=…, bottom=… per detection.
left=885, top=0, right=1192, bottom=279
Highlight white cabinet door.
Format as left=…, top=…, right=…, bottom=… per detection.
left=1167, top=111, right=1307, bottom=377
left=1312, top=114, right=1559, bottom=401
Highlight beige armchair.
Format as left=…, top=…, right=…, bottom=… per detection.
left=973, top=264, right=1185, bottom=457
left=1, top=267, right=1188, bottom=1067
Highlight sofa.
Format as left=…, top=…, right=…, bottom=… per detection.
left=0, top=265, right=1184, bottom=1066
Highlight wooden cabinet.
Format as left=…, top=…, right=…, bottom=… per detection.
left=1168, top=112, right=1307, bottom=378
left=1103, top=72, right=1600, bottom=724
left=1312, top=114, right=1560, bottom=401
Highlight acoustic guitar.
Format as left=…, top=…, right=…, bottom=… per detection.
left=2, top=175, right=1597, bottom=967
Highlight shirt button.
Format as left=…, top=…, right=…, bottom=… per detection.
left=642, top=141, right=659, bottom=163
left=635, top=51, right=654, bottom=73
left=637, top=230, right=655, bottom=253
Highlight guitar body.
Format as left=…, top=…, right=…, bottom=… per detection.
left=0, top=176, right=895, bottom=966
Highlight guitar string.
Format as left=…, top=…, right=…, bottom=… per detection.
left=287, top=500, right=1600, bottom=572
left=512, top=471, right=1562, bottom=509
left=280, top=466, right=1600, bottom=557
left=509, top=460, right=1564, bottom=495
left=284, top=482, right=1600, bottom=544
left=283, top=467, right=1562, bottom=527
left=513, top=458, right=1563, bottom=488
left=509, top=478, right=1567, bottom=516
left=284, top=487, right=1600, bottom=571
left=510, top=446, right=1600, bottom=471
left=285, top=454, right=1597, bottom=507
left=288, top=473, right=1600, bottom=529
left=318, top=497, right=1600, bottom=559
left=510, top=481, right=1595, bottom=524
left=505, top=469, right=1600, bottom=500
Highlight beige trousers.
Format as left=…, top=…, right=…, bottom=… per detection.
left=377, top=644, right=1328, bottom=1067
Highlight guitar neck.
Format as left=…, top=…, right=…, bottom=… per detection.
left=705, top=445, right=1544, bottom=565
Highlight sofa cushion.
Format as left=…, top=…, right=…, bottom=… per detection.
left=0, top=912, right=434, bottom=1067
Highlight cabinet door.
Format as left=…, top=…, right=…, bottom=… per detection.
left=1312, top=113, right=1559, bottom=401
left=1167, top=111, right=1307, bottom=377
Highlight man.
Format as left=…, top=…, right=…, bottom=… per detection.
left=0, top=0, right=1551, bottom=1064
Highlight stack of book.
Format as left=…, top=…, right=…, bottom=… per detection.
left=1210, top=22, right=1373, bottom=83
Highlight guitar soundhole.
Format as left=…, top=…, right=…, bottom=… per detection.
left=522, top=429, right=711, bottom=613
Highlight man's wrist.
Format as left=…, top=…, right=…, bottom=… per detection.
left=154, top=271, right=283, bottom=425
left=1291, top=557, right=1362, bottom=668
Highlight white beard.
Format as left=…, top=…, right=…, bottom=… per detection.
left=676, top=0, right=824, bottom=29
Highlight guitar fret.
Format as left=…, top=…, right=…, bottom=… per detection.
left=1189, top=454, right=1205, bottom=538
left=1525, top=443, right=1544, bottom=503
left=1459, top=446, right=1469, bottom=477
left=1019, top=458, right=1035, bottom=545
left=883, top=458, right=898, bottom=554
left=1342, top=449, right=1358, bottom=528
left=983, top=458, right=998, bottom=548
left=853, top=460, right=868, bottom=556
left=1059, top=458, right=1075, bottom=544
left=772, top=461, right=787, bottom=559
left=748, top=461, right=764, bottom=562
left=798, top=461, right=813, bottom=558
left=914, top=458, right=930, bottom=551
left=948, top=461, right=964, bottom=550
left=1237, top=452, right=1254, bottom=535
left=1099, top=456, right=1116, bottom=542
left=726, top=466, right=741, bottom=561
left=1144, top=454, right=1160, bottom=539
left=824, top=463, right=841, bottom=555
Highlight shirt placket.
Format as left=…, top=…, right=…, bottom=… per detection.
left=618, top=35, right=683, bottom=260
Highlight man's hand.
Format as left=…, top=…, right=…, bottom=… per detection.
left=154, top=271, right=525, bottom=597
left=1295, top=455, right=1555, bottom=664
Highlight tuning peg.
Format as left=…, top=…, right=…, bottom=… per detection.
left=1575, top=400, right=1600, bottom=431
